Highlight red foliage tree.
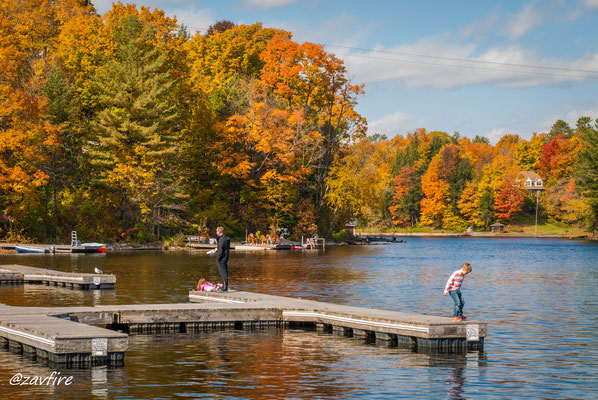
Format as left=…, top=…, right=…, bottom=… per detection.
left=493, top=181, right=525, bottom=222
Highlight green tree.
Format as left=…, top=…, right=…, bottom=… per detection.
left=576, top=121, right=598, bottom=232
left=548, top=119, right=573, bottom=140
left=575, top=116, right=593, bottom=136
left=89, top=15, right=179, bottom=237
left=473, top=135, right=490, bottom=144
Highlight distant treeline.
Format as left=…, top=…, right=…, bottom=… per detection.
left=1, top=1, right=597, bottom=243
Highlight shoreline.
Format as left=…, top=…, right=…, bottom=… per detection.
left=356, top=232, right=596, bottom=240
left=1, top=231, right=596, bottom=253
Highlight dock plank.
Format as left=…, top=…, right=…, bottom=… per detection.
left=0, top=264, right=115, bottom=289
left=189, top=290, right=487, bottom=343
left=0, top=283, right=488, bottom=367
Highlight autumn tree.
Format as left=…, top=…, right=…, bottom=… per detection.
left=536, top=135, right=582, bottom=185
left=389, top=166, right=420, bottom=226
left=206, top=20, right=236, bottom=36
left=493, top=181, right=526, bottom=222
left=260, top=36, right=367, bottom=222
left=186, top=23, right=290, bottom=114
left=0, top=0, right=94, bottom=239
left=420, top=154, right=450, bottom=227
left=325, top=137, right=393, bottom=234
left=389, top=129, right=453, bottom=226
left=544, top=179, right=588, bottom=225
left=419, top=144, right=471, bottom=229
left=515, top=132, right=545, bottom=171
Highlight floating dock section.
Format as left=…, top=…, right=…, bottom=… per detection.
left=0, top=264, right=115, bottom=289
left=0, top=305, right=127, bottom=366
left=189, top=291, right=487, bottom=353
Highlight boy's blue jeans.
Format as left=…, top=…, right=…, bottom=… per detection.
left=449, top=290, right=464, bottom=317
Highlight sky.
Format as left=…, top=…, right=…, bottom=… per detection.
left=92, top=0, right=598, bottom=143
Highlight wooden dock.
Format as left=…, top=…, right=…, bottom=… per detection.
left=0, top=265, right=487, bottom=367
left=0, top=264, right=115, bottom=289
left=0, top=304, right=127, bottom=366
left=189, top=291, right=487, bottom=353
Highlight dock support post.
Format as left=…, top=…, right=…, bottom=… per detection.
left=8, top=339, right=23, bottom=353
left=352, top=328, right=367, bottom=338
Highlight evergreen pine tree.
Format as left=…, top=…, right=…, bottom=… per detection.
left=89, top=15, right=179, bottom=237
left=576, top=122, right=598, bottom=232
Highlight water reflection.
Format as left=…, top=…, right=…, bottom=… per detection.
left=0, top=349, right=127, bottom=399
left=1, top=238, right=597, bottom=398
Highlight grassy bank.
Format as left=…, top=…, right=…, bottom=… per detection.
left=357, top=218, right=592, bottom=237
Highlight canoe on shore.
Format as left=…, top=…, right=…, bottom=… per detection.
left=15, top=245, right=51, bottom=254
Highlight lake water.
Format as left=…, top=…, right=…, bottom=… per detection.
left=0, top=237, right=597, bottom=399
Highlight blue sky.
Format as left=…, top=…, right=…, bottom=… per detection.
left=93, top=0, right=598, bottom=142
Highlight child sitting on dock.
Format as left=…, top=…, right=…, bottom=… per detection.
left=196, top=278, right=223, bottom=292
left=443, top=263, right=472, bottom=321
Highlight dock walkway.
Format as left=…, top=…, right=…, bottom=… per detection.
left=0, top=304, right=127, bottom=365
left=0, top=266, right=487, bottom=367
left=189, top=291, right=487, bottom=352
left=0, top=264, right=115, bottom=289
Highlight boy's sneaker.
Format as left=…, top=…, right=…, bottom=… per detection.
left=460, top=315, right=467, bottom=320
left=453, top=316, right=463, bottom=321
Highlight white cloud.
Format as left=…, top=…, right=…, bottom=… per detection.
left=564, top=8, right=583, bottom=21
left=504, top=4, right=544, bottom=40
left=457, top=10, right=501, bottom=39
left=583, top=0, right=598, bottom=8
left=483, top=127, right=513, bottom=145
left=340, top=36, right=598, bottom=91
left=537, top=102, right=598, bottom=132
left=565, top=107, right=598, bottom=123
left=368, top=111, right=420, bottom=137
left=89, top=0, right=215, bottom=33
left=90, top=0, right=113, bottom=14
left=262, top=11, right=378, bottom=49
left=537, top=104, right=598, bottom=133
left=91, top=0, right=195, bottom=14
left=244, top=0, right=297, bottom=10
left=168, top=9, right=216, bottom=33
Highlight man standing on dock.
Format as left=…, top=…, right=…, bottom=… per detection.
left=213, top=226, right=230, bottom=291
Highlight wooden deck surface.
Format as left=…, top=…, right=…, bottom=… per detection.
left=189, top=290, right=487, bottom=341
left=0, top=264, right=115, bottom=288
left=0, top=265, right=488, bottom=366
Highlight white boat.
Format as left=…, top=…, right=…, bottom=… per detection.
left=71, top=242, right=106, bottom=253
left=69, top=232, right=106, bottom=253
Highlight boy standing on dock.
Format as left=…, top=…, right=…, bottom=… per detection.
left=443, top=263, right=472, bottom=321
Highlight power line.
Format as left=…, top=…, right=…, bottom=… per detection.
left=330, top=50, right=598, bottom=80
left=181, top=26, right=598, bottom=79
left=323, top=44, right=598, bottom=77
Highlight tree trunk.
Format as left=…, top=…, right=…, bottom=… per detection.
left=326, top=205, right=339, bottom=239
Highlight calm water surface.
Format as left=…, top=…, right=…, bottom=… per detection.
left=0, top=237, right=597, bottom=399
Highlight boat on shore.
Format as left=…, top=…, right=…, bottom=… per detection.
left=54, top=242, right=106, bottom=253
left=58, top=231, right=106, bottom=253
left=15, top=245, right=52, bottom=254
left=72, top=242, right=106, bottom=253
